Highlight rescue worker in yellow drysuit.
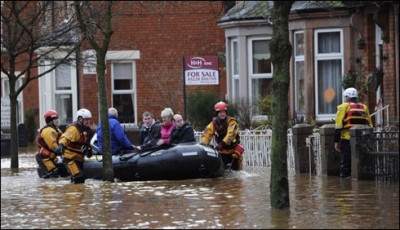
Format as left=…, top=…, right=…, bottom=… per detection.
left=55, top=108, right=94, bottom=184
left=36, top=109, right=62, bottom=178
left=334, top=87, right=373, bottom=178
left=201, top=101, right=244, bottom=170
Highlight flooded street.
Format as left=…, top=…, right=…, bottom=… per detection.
left=1, top=152, right=399, bottom=229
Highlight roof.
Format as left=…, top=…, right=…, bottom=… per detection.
left=218, top=1, right=366, bottom=24
left=291, top=1, right=347, bottom=12
left=218, top=1, right=272, bottom=24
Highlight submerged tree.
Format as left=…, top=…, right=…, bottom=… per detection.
left=269, top=1, right=294, bottom=209
left=1, top=1, right=80, bottom=168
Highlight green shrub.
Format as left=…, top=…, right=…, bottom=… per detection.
left=186, top=92, right=220, bottom=130
left=186, top=92, right=244, bottom=131
left=258, top=95, right=272, bottom=115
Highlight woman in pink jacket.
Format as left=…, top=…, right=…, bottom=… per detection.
left=156, top=108, right=175, bottom=146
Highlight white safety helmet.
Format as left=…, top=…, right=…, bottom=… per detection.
left=76, top=108, right=92, bottom=119
left=343, top=87, right=358, bottom=98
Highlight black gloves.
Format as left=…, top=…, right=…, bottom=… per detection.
left=86, top=146, right=93, bottom=158
left=216, top=141, right=227, bottom=150
left=81, top=145, right=93, bottom=158
left=55, top=144, right=65, bottom=156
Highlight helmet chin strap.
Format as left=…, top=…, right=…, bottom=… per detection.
left=349, top=97, right=357, bottom=103
left=78, top=117, right=84, bottom=124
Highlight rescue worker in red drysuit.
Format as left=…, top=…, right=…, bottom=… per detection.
left=55, top=108, right=94, bottom=184
left=36, top=109, right=62, bottom=178
left=201, top=101, right=245, bottom=170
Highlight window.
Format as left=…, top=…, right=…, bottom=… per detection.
left=1, top=73, right=23, bottom=125
left=294, top=32, right=305, bottom=118
left=248, top=38, right=272, bottom=115
left=112, top=62, right=136, bottom=124
left=314, top=29, right=343, bottom=120
left=231, top=40, right=239, bottom=103
left=54, top=63, right=73, bottom=125
left=38, top=58, right=78, bottom=128
left=251, top=39, right=272, bottom=74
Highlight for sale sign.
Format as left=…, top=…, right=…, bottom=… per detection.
left=184, top=56, right=219, bottom=85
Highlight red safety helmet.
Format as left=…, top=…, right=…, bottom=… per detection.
left=44, top=109, right=59, bottom=123
left=214, top=101, right=228, bottom=112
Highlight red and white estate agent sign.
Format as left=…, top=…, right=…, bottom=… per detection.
left=184, top=56, right=219, bottom=85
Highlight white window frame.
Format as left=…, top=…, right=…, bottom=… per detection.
left=111, top=61, right=137, bottom=124
left=231, top=39, right=239, bottom=104
left=38, top=57, right=78, bottom=128
left=1, top=72, right=24, bottom=125
left=106, top=51, right=140, bottom=126
left=314, top=28, right=344, bottom=121
left=247, top=37, right=272, bottom=117
left=294, top=31, right=305, bottom=117
left=248, top=37, right=273, bottom=80
left=53, top=62, right=75, bottom=126
left=374, top=25, right=384, bottom=126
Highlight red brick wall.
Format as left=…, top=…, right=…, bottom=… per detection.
left=380, top=9, right=398, bottom=124
left=16, top=2, right=398, bottom=127
left=19, top=60, right=40, bottom=125
left=364, top=7, right=398, bottom=125
left=78, top=2, right=227, bottom=124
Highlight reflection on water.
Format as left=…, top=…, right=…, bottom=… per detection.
left=1, top=154, right=399, bottom=229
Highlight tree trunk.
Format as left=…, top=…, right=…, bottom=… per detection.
left=97, top=51, right=114, bottom=182
left=10, top=87, right=19, bottom=169
left=269, top=1, right=294, bottom=210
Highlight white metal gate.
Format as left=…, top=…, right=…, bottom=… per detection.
left=194, top=126, right=296, bottom=175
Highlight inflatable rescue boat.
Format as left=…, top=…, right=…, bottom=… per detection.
left=37, top=140, right=225, bottom=181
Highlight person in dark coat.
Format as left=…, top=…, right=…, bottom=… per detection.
left=137, top=111, right=161, bottom=151
left=170, top=114, right=196, bottom=144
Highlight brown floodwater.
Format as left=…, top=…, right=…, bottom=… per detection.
left=1, top=153, right=399, bottom=229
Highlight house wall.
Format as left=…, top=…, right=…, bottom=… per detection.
left=217, top=2, right=398, bottom=127
left=362, top=5, right=398, bottom=126
left=77, top=2, right=227, bottom=125
left=380, top=7, right=398, bottom=124
left=288, top=5, right=398, bottom=126
left=18, top=2, right=227, bottom=127
left=289, top=11, right=353, bottom=123
left=7, top=2, right=399, bottom=130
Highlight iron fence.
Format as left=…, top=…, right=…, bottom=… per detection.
left=130, top=123, right=398, bottom=181
left=364, top=128, right=399, bottom=182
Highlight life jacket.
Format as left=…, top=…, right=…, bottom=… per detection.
left=66, top=122, right=91, bottom=152
left=212, top=116, right=240, bottom=148
left=37, top=125, right=62, bottom=151
left=343, top=102, right=369, bottom=129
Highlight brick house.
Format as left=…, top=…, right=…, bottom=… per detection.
left=1, top=1, right=398, bottom=138
left=1, top=1, right=229, bottom=131
left=218, top=1, right=399, bottom=127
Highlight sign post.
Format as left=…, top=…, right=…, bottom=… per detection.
left=183, top=56, right=219, bottom=119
